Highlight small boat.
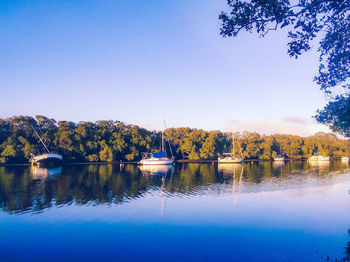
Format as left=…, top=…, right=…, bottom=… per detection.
left=31, top=153, right=63, bottom=167
left=274, top=144, right=285, bottom=161
left=341, top=156, right=349, bottom=162
left=139, top=129, right=175, bottom=165
left=218, top=133, right=243, bottom=163
left=274, top=155, right=285, bottom=161
left=30, top=126, right=63, bottom=167
left=309, top=153, right=330, bottom=162
left=309, top=142, right=330, bottom=162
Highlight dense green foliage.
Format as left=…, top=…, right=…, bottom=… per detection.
left=0, top=115, right=349, bottom=163
left=219, top=0, right=350, bottom=136
left=315, top=94, right=350, bottom=137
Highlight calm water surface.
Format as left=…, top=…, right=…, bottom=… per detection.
left=1, top=161, right=350, bottom=261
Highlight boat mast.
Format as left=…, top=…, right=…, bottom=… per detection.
left=232, top=132, right=235, bottom=156
left=161, top=131, right=164, bottom=151
left=163, top=119, right=173, bottom=158
left=31, top=125, right=51, bottom=154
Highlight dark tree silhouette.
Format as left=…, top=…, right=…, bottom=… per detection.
left=219, top=0, right=350, bottom=136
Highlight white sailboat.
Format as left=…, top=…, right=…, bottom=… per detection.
left=274, top=145, right=285, bottom=161
left=218, top=133, right=243, bottom=163
left=309, top=153, right=330, bottom=162
left=30, top=126, right=63, bottom=167
left=274, top=155, right=285, bottom=161
left=138, top=129, right=175, bottom=165
left=309, top=142, right=330, bottom=162
left=341, top=156, right=349, bottom=162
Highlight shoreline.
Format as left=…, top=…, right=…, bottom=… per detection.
left=1, top=158, right=347, bottom=167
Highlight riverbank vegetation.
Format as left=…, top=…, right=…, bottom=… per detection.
left=0, top=115, right=349, bottom=164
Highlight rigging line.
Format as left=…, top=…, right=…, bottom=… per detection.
left=31, top=125, right=51, bottom=154
left=162, top=119, right=173, bottom=158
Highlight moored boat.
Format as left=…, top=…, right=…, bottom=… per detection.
left=30, top=125, right=63, bottom=167
left=31, top=153, right=63, bottom=167
left=341, top=156, right=349, bottom=162
left=139, top=152, right=175, bottom=165
left=274, top=155, right=285, bottom=161
left=218, top=133, right=243, bottom=163
left=309, top=154, right=330, bottom=162
left=139, top=126, right=175, bottom=165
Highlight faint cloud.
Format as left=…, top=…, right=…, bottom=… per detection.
left=282, top=115, right=313, bottom=125
left=221, top=115, right=331, bottom=137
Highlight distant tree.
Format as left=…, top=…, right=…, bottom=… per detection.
left=219, top=0, right=350, bottom=136
left=0, top=115, right=349, bottom=163
left=99, top=141, right=113, bottom=162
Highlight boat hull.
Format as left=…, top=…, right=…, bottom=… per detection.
left=309, top=156, right=330, bottom=162
left=218, top=158, right=243, bottom=163
left=31, top=154, right=63, bottom=167
left=140, top=158, right=175, bottom=165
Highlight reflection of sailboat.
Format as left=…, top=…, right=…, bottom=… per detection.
left=218, top=163, right=242, bottom=175
left=218, top=133, right=243, bottom=163
left=273, top=160, right=284, bottom=168
left=160, top=166, right=174, bottom=216
left=218, top=163, right=243, bottom=206
left=30, top=166, right=62, bottom=180
left=139, top=164, right=174, bottom=176
left=139, top=125, right=175, bottom=165
left=309, top=159, right=330, bottom=169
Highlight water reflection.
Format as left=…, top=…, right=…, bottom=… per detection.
left=0, top=161, right=349, bottom=213
left=138, top=164, right=174, bottom=176
left=218, top=163, right=243, bottom=206
left=1, top=162, right=350, bottom=262
left=30, top=167, right=62, bottom=180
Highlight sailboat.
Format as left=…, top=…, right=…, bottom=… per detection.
left=309, top=141, right=330, bottom=162
left=341, top=156, right=349, bottom=162
left=218, top=133, right=243, bottom=163
left=138, top=129, right=175, bottom=165
left=274, top=145, right=285, bottom=161
left=309, top=153, right=330, bottom=162
left=30, top=126, right=63, bottom=167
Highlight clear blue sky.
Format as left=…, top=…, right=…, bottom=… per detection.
left=0, top=0, right=330, bottom=135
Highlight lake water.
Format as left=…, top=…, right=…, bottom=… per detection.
left=1, top=161, right=350, bottom=261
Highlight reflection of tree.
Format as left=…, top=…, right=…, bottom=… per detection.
left=0, top=162, right=349, bottom=213
left=321, top=229, right=350, bottom=262
left=342, top=230, right=350, bottom=262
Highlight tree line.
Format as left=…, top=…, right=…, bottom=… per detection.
left=0, top=115, right=349, bottom=163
